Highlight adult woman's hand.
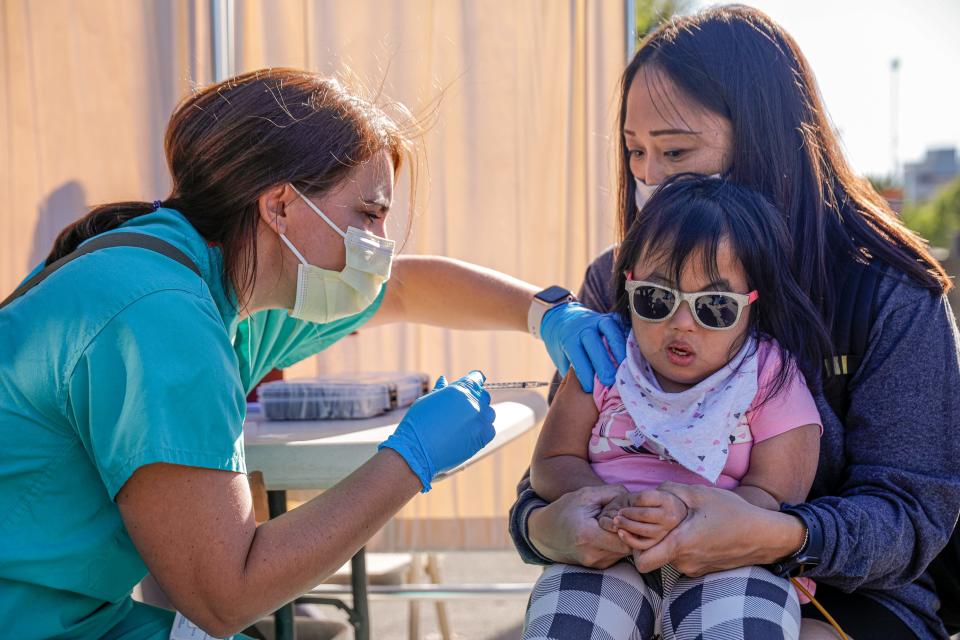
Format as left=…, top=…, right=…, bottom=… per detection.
left=527, top=484, right=632, bottom=568
left=379, top=371, right=496, bottom=492
left=541, top=304, right=628, bottom=392
left=629, top=482, right=807, bottom=577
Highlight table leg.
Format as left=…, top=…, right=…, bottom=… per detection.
left=350, top=548, right=371, bottom=640
left=425, top=554, right=452, bottom=640
left=267, top=490, right=296, bottom=640
left=407, top=554, right=421, bottom=640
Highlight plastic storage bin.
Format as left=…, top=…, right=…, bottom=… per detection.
left=257, top=372, right=430, bottom=421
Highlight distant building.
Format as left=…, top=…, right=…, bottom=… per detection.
left=904, top=147, right=960, bottom=204
left=879, top=186, right=904, bottom=214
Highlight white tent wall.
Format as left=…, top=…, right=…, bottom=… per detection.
left=0, top=0, right=626, bottom=549
left=1, top=1, right=213, bottom=290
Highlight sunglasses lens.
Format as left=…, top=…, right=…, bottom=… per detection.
left=633, top=286, right=676, bottom=320
left=694, top=294, right=740, bottom=329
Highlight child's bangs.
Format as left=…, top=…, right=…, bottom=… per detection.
left=635, top=197, right=729, bottom=288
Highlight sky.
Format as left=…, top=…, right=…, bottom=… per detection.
left=690, top=0, right=960, bottom=180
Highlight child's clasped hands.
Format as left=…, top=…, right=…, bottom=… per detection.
left=597, top=487, right=689, bottom=564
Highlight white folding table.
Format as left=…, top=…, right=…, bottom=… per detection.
left=243, top=389, right=547, bottom=640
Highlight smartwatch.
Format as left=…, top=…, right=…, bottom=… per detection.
left=527, top=285, right=576, bottom=339
left=766, top=505, right=824, bottom=578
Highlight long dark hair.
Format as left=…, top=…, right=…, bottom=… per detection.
left=614, top=5, right=950, bottom=331
left=614, top=174, right=834, bottom=402
left=47, top=68, right=413, bottom=302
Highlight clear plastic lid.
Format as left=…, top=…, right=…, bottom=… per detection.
left=257, top=372, right=430, bottom=421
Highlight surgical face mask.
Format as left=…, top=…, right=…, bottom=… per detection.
left=279, top=185, right=395, bottom=324
left=634, top=173, right=723, bottom=212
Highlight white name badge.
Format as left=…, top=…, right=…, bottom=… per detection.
left=170, top=612, right=228, bottom=640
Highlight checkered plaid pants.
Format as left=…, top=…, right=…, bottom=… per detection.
left=524, top=562, right=801, bottom=639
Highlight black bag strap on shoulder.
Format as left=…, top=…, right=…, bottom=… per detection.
left=821, top=257, right=883, bottom=421
left=0, top=232, right=201, bottom=312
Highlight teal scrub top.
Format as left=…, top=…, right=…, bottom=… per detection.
left=0, top=209, right=386, bottom=639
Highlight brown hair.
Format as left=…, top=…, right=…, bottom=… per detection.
left=614, top=5, right=950, bottom=326
left=47, top=68, right=414, bottom=303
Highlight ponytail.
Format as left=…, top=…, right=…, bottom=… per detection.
left=45, top=201, right=165, bottom=266
left=44, top=68, right=412, bottom=302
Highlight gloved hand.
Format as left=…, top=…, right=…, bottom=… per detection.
left=379, top=370, right=496, bottom=492
left=540, top=303, right=628, bottom=392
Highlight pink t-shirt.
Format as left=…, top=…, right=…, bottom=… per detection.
left=589, top=339, right=821, bottom=492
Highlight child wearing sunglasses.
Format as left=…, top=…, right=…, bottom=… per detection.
left=528, top=175, right=834, bottom=634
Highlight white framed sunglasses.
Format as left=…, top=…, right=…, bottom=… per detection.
left=625, top=278, right=759, bottom=331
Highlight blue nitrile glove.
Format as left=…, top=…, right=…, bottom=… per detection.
left=379, top=370, right=496, bottom=492
left=540, top=303, right=628, bottom=392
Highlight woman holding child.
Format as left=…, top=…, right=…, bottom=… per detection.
left=512, top=6, right=960, bottom=639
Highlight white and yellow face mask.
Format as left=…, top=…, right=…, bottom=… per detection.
left=279, top=185, right=395, bottom=324
left=634, top=173, right=722, bottom=212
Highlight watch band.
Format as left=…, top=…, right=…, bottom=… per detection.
left=527, top=286, right=576, bottom=339
left=767, top=505, right=824, bottom=578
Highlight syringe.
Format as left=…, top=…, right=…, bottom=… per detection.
left=483, top=381, right=551, bottom=389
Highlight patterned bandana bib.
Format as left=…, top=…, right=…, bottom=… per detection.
left=614, top=333, right=759, bottom=482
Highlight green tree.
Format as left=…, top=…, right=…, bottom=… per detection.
left=635, top=0, right=692, bottom=40
left=900, top=177, right=960, bottom=249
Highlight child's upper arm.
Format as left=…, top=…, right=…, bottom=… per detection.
left=531, top=370, right=601, bottom=464
left=741, top=350, right=823, bottom=504
left=739, top=424, right=820, bottom=505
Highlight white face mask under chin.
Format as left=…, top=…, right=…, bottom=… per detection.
left=634, top=173, right=722, bottom=212
left=279, top=185, right=395, bottom=324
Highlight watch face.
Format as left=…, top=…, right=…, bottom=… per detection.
left=536, top=285, right=573, bottom=304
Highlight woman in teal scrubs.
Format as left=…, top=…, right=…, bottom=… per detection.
left=0, top=69, right=625, bottom=639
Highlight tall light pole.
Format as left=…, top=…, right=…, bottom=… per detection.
left=890, top=57, right=901, bottom=183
